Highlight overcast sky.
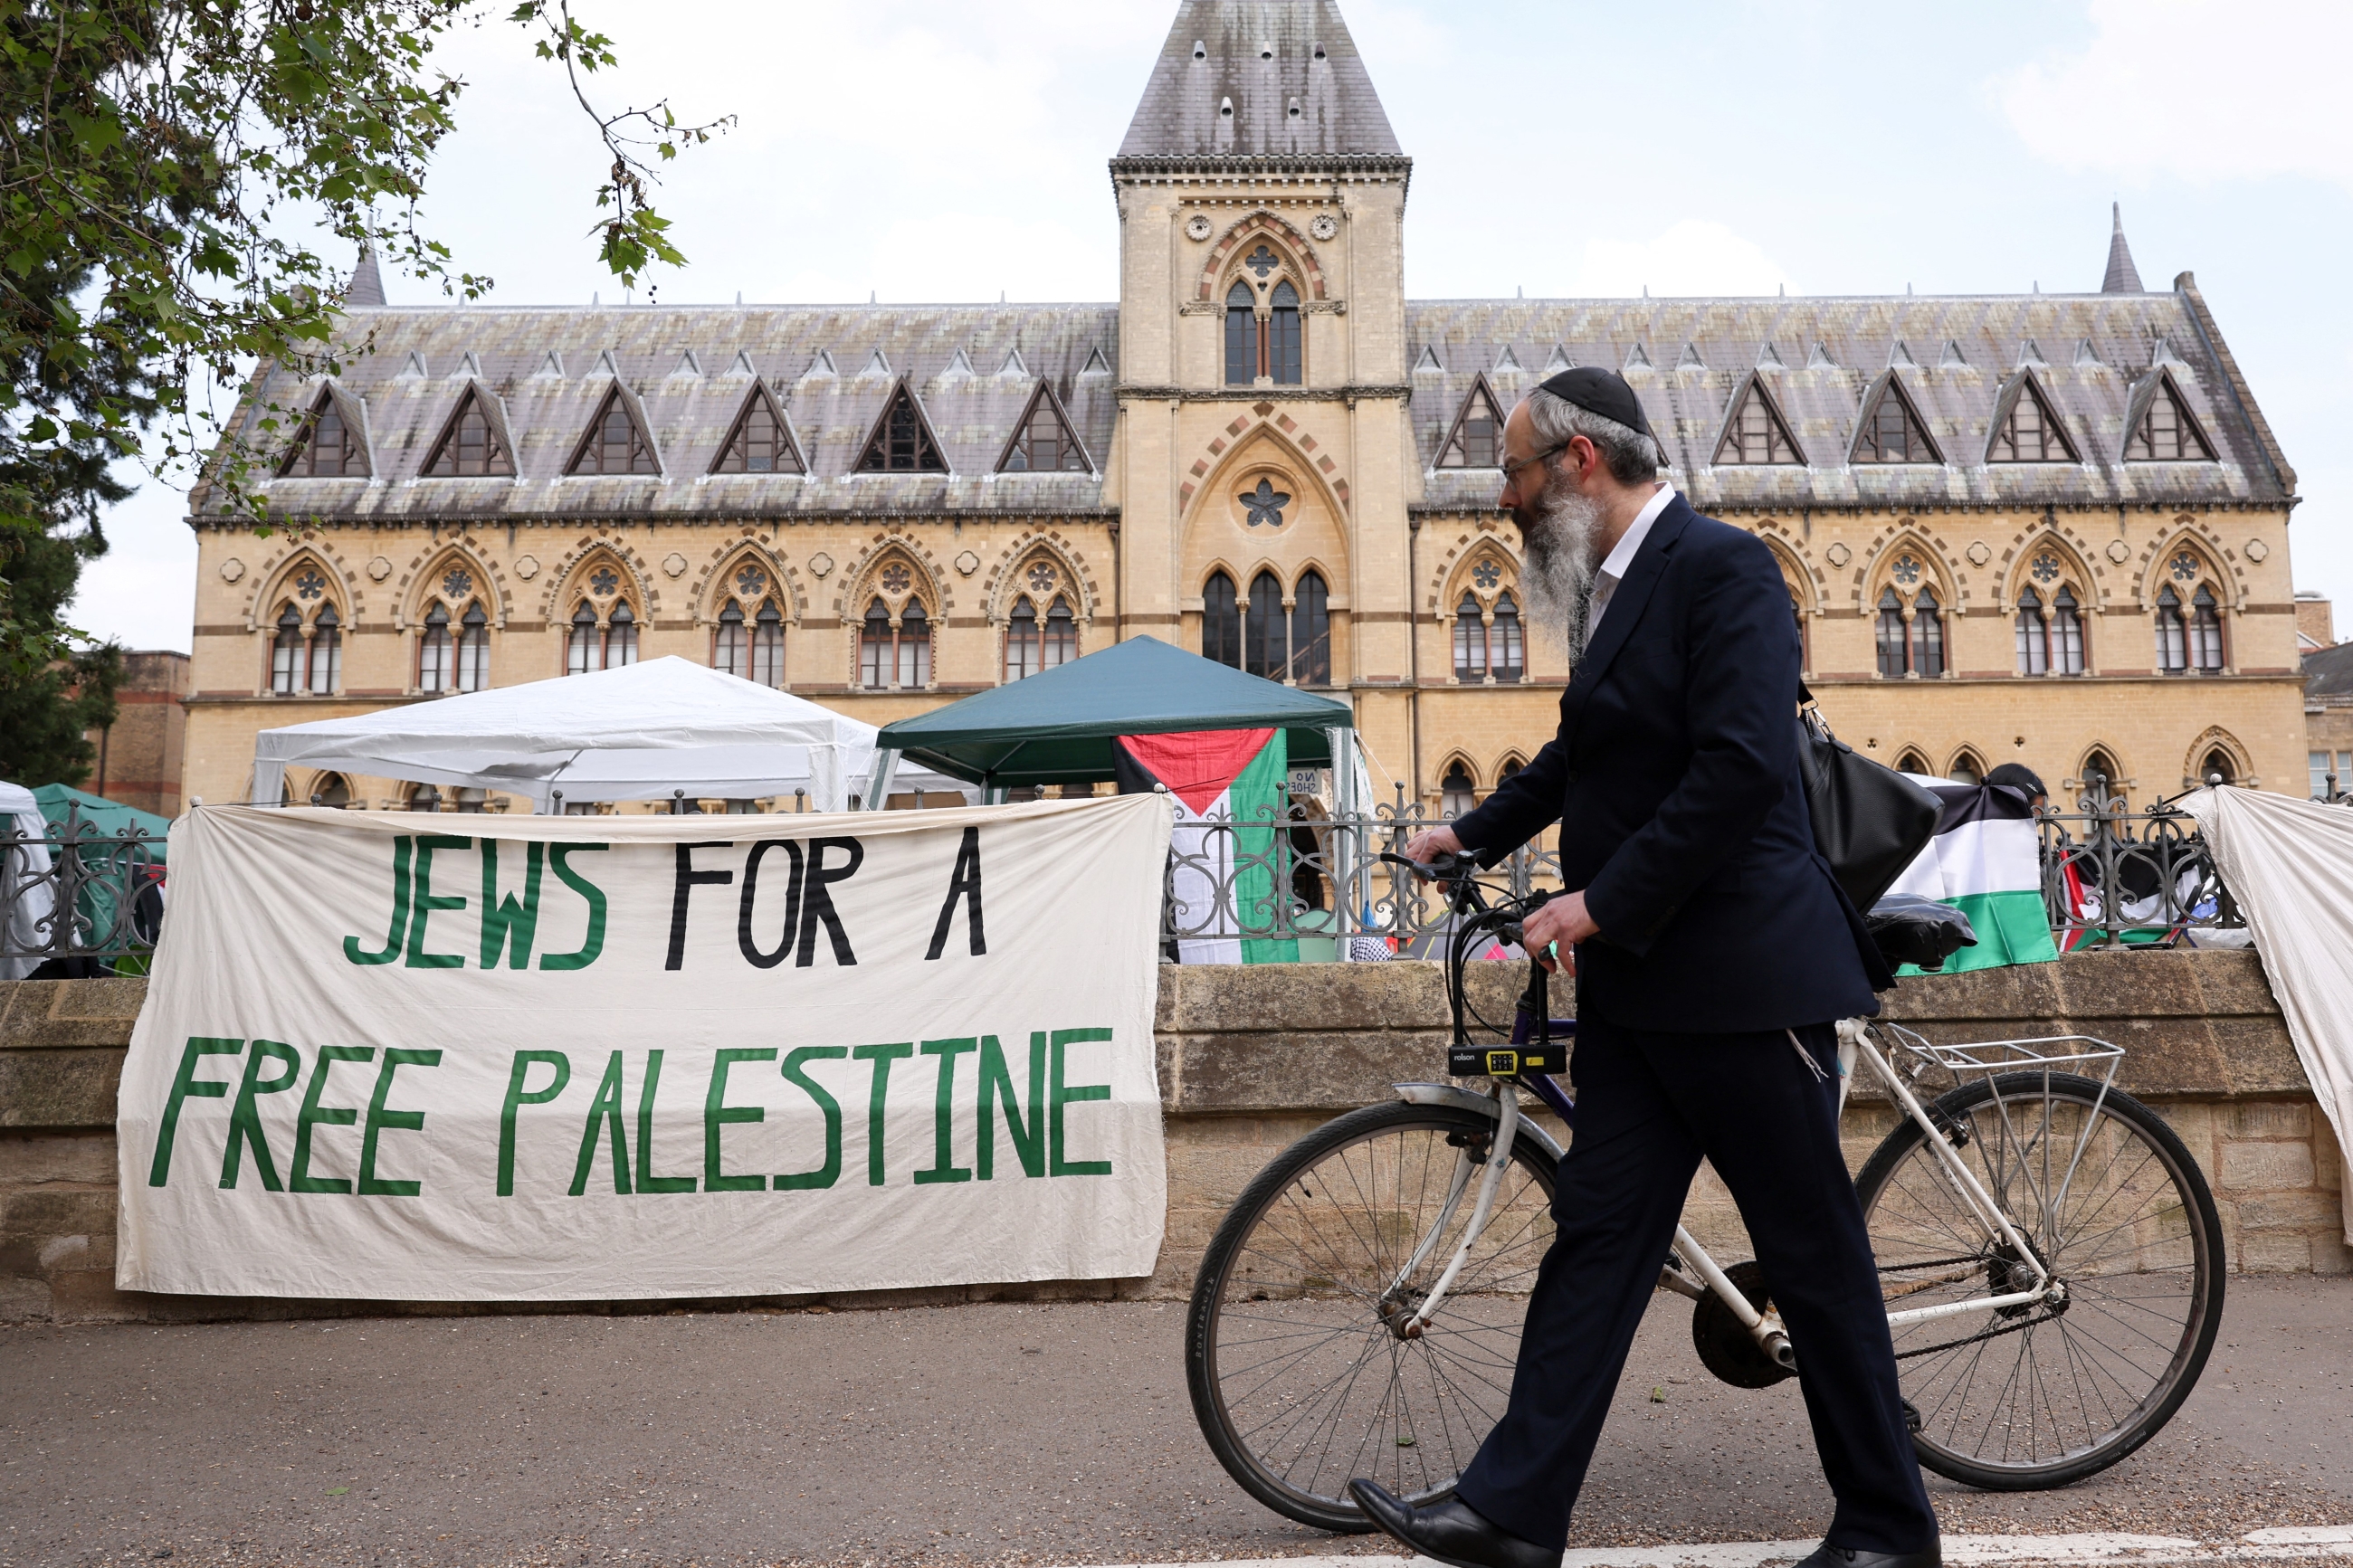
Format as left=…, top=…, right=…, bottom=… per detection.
left=77, top=0, right=2353, bottom=651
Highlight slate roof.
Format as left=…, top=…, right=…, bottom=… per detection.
left=1406, top=280, right=2296, bottom=513
left=1114, top=0, right=1405, bottom=164
left=2307, top=641, right=2353, bottom=703
left=231, top=304, right=1119, bottom=519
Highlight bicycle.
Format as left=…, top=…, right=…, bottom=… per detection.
left=1185, top=853, right=2225, bottom=1533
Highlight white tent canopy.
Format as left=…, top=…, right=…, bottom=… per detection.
left=250, top=658, right=970, bottom=813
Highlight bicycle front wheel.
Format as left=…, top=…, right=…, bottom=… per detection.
left=1855, top=1070, right=2224, bottom=1490
left=1186, top=1099, right=1559, bottom=1532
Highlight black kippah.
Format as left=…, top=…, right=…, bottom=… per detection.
left=1534, top=366, right=1656, bottom=443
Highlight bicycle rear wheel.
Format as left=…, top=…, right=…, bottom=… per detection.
left=1186, top=1099, right=1559, bottom=1532
left=1854, top=1070, right=2224, bottom=1490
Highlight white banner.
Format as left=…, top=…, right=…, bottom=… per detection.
left=117, top=795, right=1174, bottom=1300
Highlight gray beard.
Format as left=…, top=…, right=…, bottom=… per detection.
left=1518, top=479, right=1605, bottom=662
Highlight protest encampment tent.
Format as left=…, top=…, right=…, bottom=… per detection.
left=873, top=636, right=1365, bottom=964
left=871, top=635, right=1356, bottom=794
left=249, top=657, right=967, bottom=813
left=0, top=781, right=56, bottom=981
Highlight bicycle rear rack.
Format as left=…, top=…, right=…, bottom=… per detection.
left=1872, top=1022, right=2124, bottom=1093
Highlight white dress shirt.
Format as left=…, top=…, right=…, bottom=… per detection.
left=1585, top=484, right=1677, bottom=651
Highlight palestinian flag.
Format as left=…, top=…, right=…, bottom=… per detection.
left=1884, top=779, right=2061, bottom=974
left=1114, top=728, right=1296, bottom=965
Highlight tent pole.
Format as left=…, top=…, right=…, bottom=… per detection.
left=862, top=749, right=900, bottom=812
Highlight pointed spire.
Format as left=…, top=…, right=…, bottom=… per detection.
left=2101, top=202, right=2144, bottom=293
left=346, top=243, right=386, bottom=309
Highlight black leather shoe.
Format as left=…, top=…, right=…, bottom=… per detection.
left=1347, top=1479, right=1561, bottom=1568
left=1792, top=1540, right=1943, bottom=1568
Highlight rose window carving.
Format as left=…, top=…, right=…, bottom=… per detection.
left=1891, top=555, right=1921, bottom=585
left=1026, top=562, right=1057, bottom=594
left=1472, top=560, right=1502, bottom=592
left=294, top=570, right=326, bottom=600
left=735, top=565, right=767, bottom=598
left=1241, top=478, right=1291, bottom=527
left=589, top=567, right=619, bottom=597
left=2031, top=553, right=2058, bottom=584
left=2170, top=551, right=2199, bottom=582
left=881, top=562, right=912, bottom=595
left=442, top=568, right=473, bottom=599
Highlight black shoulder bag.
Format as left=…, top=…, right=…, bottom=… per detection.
left=1795, top=683, right=1941, bottom=912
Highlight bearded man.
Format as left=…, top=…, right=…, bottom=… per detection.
left=1352, top=368, right=1939, bottom=1568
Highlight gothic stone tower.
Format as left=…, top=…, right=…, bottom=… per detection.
left=1106, top=0, right=1424, bottom=795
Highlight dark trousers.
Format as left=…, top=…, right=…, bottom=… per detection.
left=1453, top=1018, right=1938, bottom=1554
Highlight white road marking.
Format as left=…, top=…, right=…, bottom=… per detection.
left=1100, top=1528, right=2353, bottom=1568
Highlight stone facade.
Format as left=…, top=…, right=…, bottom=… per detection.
left=3, top=952, right=2342, bottom=1323
left=176, top=0, right=2307, bottom=820
left=82, top=650, right=188, bottom=816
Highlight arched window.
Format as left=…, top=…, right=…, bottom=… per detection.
left=1491, top=592, right=1524, bottom=683
left=1909, top=588, right=1944, bottom=679
left=714, top=600, right=748, bottom=678
left=862, top=596, right=931, bottom=689
left=420, top=603, right=453, bottom=692
left=2052, top=587, right=2085, bottom=675
left=407, top=783, right=442, bottom=813
left=2082, top=748, right=2123, bottom=803
left=568, top=601, right=601, bottom=676
left=1245, top=570, right=1286, bottom=679
left=1874, top=588, right=1907, bottom=678
left=1224, top=283, right=1255, bottom=385
left=1043, top=596, right=1077, bottom=670
left=1268, top=280, right=1301, bottom=385
left=896, top=600, right=929, bottom=688
left=2189, top=585, right=2224, bottom=672
left=2155, top=585, right=2188, bottom=673
left=272, top=603, right=305, bottom=694
left=310, top=773, right=351, bottom=808
left=750, top=601, right=785, bottom=688
left=1498, top=758, right=1524, bottom=785
left=1948, top=753, right=1985, bottom=786
left=861, top=598, right=893, bottom=688
left=456, top=603, right=490, bottom=691
left=1203, top=571, right=1240, bottom=668
left=1289, top=570, right=1329, bottom=685
left=2199, top=748, right=2235, bottom=786
left=1895, top=749, right=1932, bottom=776
left=2015, top=587, right=2047, bottom=676
left=605, top=602, right=637, bottom=668
left=1005, top=598, right=1041, bottom=682
left=307, top=604, right=340, bottom=694
left=1454, top=592, right=1486, bottom=681
left=1441, top=762, right=1477, bottom=819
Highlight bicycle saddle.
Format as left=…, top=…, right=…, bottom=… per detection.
left=1865, top=893, right=1977, bottom=971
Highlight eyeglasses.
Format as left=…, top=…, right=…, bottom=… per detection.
left=1500, top=441, right=1569, bottom=486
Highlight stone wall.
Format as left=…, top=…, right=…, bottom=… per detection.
left=3, top=951, right=2344, bottom=1324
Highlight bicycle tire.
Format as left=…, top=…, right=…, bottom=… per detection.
left=1186, top=1098, right=1559, bottom=1533
left=1854, top=1070, right=2224, bottom=1491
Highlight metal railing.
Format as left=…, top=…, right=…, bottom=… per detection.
left=1157, top=781, right=2272, bottom=955
left=0, top=803, right=168, bottom=972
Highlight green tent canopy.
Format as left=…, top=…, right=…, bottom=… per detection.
left=31, top=784, right=169, bottom=859
left=873, top=635, right=1354, bottom=789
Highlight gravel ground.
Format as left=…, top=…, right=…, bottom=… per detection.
left=1, top=1277, right=2345, bottom=1568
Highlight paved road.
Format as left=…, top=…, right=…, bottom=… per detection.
left=2, top=1278, right=2346, bottom=1568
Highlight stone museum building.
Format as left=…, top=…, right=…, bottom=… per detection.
left=181, top=0, right=2310, bottom=818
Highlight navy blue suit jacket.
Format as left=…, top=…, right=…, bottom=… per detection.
left=1452, top=494, right=1887, bottom=1033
